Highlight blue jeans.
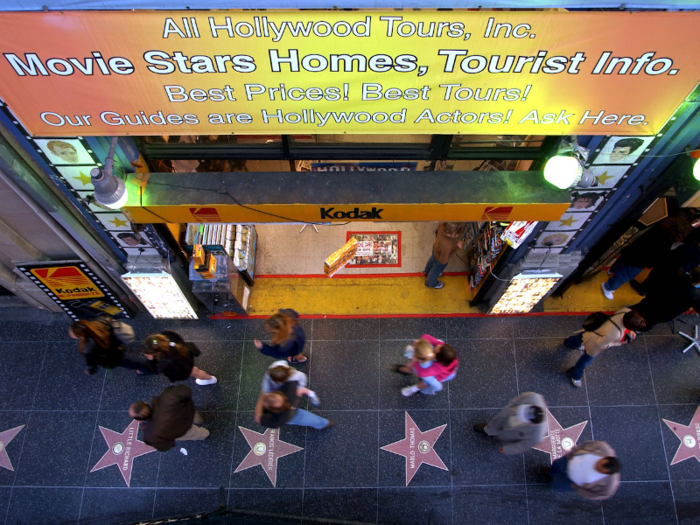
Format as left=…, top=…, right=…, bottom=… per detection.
left=606, top=262, right=643, bottom=291
left=569, top=351, right=596, bottom=381
left=550, top=455, right=575, bottom=492
left=287, top=409, right=329, bottom=430
left=419, top=372, right=456, bottom=395
left=564, top=332, right=584, bottom=350
left=424, top=254, right=448, bottom=287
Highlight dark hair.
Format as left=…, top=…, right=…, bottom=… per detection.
left=612, top=138, right=644, bottom=152
left=571, top=192, right=602, bottom=206
left=622, top=310, right=647, bottom=331
left=690, top=266, right=700, bottom=285
left=529, top=405, right=544, bottom=424
left=436, top=344, right=456, bottom=366
left=117, top=232, right=147, bottom=245
left=265, top=311, right=298, bottom=346
left=129, top=401, right=152, bottom=421
left=262, top=392, right=291, bottom=413
left=600, top=456, right=621, bottom=474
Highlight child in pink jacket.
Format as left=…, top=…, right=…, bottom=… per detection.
left=394, top=334, right=459, bottom=397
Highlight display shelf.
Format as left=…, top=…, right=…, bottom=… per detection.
left=465, top=222, right=506, bottom=294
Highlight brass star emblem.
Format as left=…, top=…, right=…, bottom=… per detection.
left=72, top=171, right=92, bottom=187
left=559, top=216, right=576, bottom=227
left=109, top=216, right=129, bottom=228
left=596, top=170, right=614, bottom=186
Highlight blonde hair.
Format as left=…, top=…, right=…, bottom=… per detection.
left=414, top=340, right=436, bottom=361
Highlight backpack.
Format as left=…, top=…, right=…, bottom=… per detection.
left=582, top=312, right=610, bottom=332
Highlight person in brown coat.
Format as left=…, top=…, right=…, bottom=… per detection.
left=547, top=440, right=621, bottom=501
left=425, top=222, right=469, bottom=289
left=129, top=385, right=209, bottom=452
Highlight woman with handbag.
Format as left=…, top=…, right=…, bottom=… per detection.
left=68, top=318, right=151, bottom=375
left=142, top=330, right=217, bottom=386
left=253, top=309, right=307, bottom=363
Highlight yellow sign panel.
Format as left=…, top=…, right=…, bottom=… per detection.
left=0, top=11, right=699, bottom=136
left=30, top=266, right=104, bottom=300
left=122, top=203, right=570, bottom=224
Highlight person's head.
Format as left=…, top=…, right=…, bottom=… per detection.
left=265, top=311, right=298, bottom=346
left=262, top=392, right=291, bottom=413
left=609, top=138, right=644, bottom=163
left=440, top=222, right=469, bottom=238
left=117, top=232, right=147, bottom=247
left=414, top=340, right=436, bottom=363
left=129, top=401, right=152, bottom=421
left=571, top=192, right=602, bottom=210
left=690, top=266, right=700, bottom=287
left=141, top=333, right=188, bottom=360
left=516, top=404, right=544, bottom=425
left=595, top=456, right=621, bottom=475
left=46, top=140, right=79, bottom=163
left=435, top=343, right=456, bottom=366
left=268, top=362, right=294, bottom=384
left=69, top=320, right=110, bottom=352
left=622, top=309, right=647, bottom=332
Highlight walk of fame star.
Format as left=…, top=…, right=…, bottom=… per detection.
left=381, top=412, right=448, bottom=486
left=663, top=406, right=700, bottom=466
left=90, top=420, right=155, bottom=487
left=234, top=427, right=303, bottom=487
left=72, top=171, right=92, bottom=187
left=559, top=216, right=577, bottom=228
left=596, top=170, right=614, bottom=186
left=0, top=425, right=24, bottom=472
left=108, top=216, right=129, bottom=228
left=533, top=409, right=587, bottom=463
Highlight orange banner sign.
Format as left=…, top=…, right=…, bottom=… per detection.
left=0, top=11, right=699, bottom=136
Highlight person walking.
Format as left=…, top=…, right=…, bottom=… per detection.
left=394, top=334, right=459, bottom=397
left=601, top=216, right=693, bottom=300
left=565, top=308, right=646, bottom=387
left=425, top=222, right=469, bottom=289
left=142, top=330, right=217, bottom=386
left=129, top=384, right=209, bottom=452
left=68, top=318, right=151, bottom=375
left=473, top=392, right=548, bottom=454
left=254, top=309, right=307, bottom=363
left=632, top=267, right=700, bottom=330
left=261, top=360, right=320, bottom=406
left=546, top=440, right=621, bottom=500
left=630, top=242, right=700, bottom=296
left=254, top=374, right=332, bottom=430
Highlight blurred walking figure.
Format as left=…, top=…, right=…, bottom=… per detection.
left=630, top=242, right=700, bottom=296
left=68, top=317, right=150, bottom=375
left=632, top=267, right=700, bottom=330
left=394, top=334, right=459, bottom=397
left=130, top=384, right=209, bottom=451
left=261, top=360, right=320, bottom=406
left=142, top=330, right=217, bottom=386
left=473, top=392, right=548, bottom=455
left=425, top=222, right=469, bottom=289
left=545, top=441, right=621, bottom=500
left=254, top=309, right=307, bottom=363
left=564, top=308, right=646, bottom=388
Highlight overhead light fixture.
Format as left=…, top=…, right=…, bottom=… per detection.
left=694, top=158, right=700, bottom=181
left=543, top=137, right=594, bottom=189
left=91, top=137, right=128, bottom=209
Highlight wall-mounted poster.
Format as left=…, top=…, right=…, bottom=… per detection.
left=56, top=165, right=97, bottom=190
left=536, top=231, right=576, bottom=248
left=96, top=213, right=131, bottom=231
left=34, top=138, right=94, bottom=165
left=545, top=212, right=593, bottom=232
left=112, top=231, right=153, bottom=249
left=591, top=136, right=655, bottom=165
left=16, top=261, right=129, bottom=321
left=586, top=166, right=629, bottom=190
left=346, top=231, right=401, bottom=267
left=567, top=191, right=607, bottom=213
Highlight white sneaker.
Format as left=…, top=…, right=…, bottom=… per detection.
left=601, top=282, right=614, bottom=300
left=402, top=385, right=420, bottom=397
left=308, top=390, right=321, bottom=407
left=196, top=376, right=217, bottom=386
left=570, top=376, right=582, bottom=388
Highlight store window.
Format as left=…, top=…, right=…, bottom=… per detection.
left=290, top=134, right=432, bottom=144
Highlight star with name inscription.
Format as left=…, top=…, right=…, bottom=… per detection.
left=381, top=412, right=448, bottom=486
left=0, top=425, right=24, bottom=472
left=234, top=427, right=303, bottom=487
left=663, top=406, right=700, bottom=465
left=90, top=420, right=155, bottom=487
left=533, top=409, right=588, bottom=464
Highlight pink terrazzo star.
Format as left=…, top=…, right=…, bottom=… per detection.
left=533, top=409, right=588, bottom=463
left=0, top=425, right=24, bottom=472
left=663, top=405, right=700, bottom=466
left=381, top=412, right=448, bottom=486
left=234, top=427, right=303, bottom=487
left=90, top=420, right=156, bottom=487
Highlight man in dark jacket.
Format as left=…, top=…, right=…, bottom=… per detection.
left=632, top=267, right=700, bottom=330
left=630, top=243, right=700, bottom=296
left=129, top=385, right=209, bottom=452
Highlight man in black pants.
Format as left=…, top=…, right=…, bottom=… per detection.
left=632, top=267, right=700, bottom=331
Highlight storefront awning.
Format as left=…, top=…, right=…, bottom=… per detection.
left=122, top=171, right=570, bottom=224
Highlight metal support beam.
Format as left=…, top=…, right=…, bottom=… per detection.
left=0, top=216, right=47, bottom=261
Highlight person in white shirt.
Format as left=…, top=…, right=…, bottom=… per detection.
left=547, top=440, right=621, bottom=500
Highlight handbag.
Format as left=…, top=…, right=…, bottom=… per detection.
left=111, top=319, right=135, bottom=344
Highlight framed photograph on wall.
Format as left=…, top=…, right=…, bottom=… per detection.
left=536, top=231, right=577, bottom=248
left=591, top=136, right=655, bottom=165
left=34, top=138, right=94, bottom=166
left=111, top=231, right=153, bottom=249
left=567, top=190, right=607, bottom=213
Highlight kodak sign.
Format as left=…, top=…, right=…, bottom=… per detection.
left=30, top=266, right=104, bottom=300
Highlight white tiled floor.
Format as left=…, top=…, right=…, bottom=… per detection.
left=254, top=222, right=469, bottom=275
